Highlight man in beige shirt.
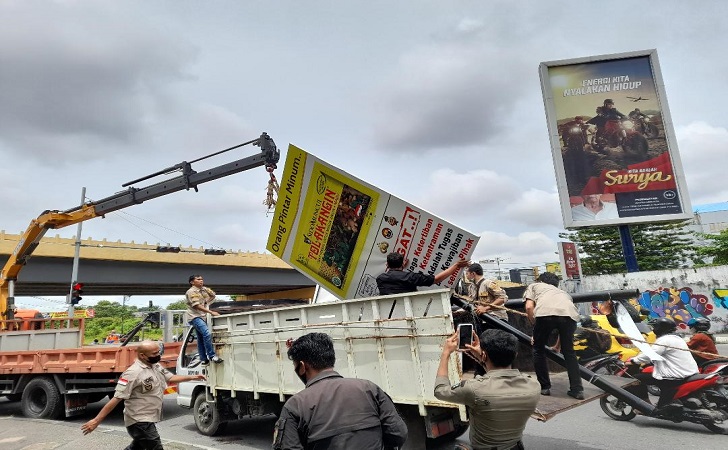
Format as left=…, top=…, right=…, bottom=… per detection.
left=524, top=272, right=583, bottom=399
left=434, top=329, right=540, bottom=450
left=81, top=341, right=205, bottom=449
left=185, top=274, right=223, bottom=365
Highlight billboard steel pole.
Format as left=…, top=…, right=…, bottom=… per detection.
left=619, top=225, right=640, bottom=272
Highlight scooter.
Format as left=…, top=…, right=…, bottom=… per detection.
left=600, top=360, right=728, bottom=433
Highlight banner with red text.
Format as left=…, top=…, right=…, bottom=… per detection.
left=267, top=145, right=479, bottom=300
left=539, top=49, right=691, bottom=228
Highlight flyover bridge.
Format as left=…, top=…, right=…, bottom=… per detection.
left=0, top=232, right=315, bottom=300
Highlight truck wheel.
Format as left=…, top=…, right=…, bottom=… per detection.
left=193, top=393, right=227, bottom=436
left=21, top=377, right=64, bottom=419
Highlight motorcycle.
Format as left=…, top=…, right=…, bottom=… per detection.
left=600, top=359, right=728, bottom=433
left=592, top=119, right=649, bottom=163
left=634, top=115, right=659, bottom=138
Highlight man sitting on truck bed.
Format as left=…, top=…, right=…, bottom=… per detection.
left=376, top=251, right=469, bottom=295
left=273, top=332, right=408, bottom=450
left=435, top=329, right=540, bottom=450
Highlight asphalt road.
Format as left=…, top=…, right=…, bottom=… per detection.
left=2, top=343, right=726, bottom=449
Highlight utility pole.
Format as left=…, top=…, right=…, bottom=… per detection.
left=479, top=257, right=509, bottom=280
left=68, top=187, right=85, bottom=318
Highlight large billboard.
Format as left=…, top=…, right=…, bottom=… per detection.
left=267, top=145, right=479, bottom=300
left=539, top=49, right=691, bottom=228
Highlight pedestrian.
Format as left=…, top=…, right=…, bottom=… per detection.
left=376, top=251, right=469, bottom=295
left=524, top=272, right=584, bottom=399
left=185, top=275, right=223, bottom=364
left=273, top=332, right=407, bottom=450
left=434, top=329, right=540, bottom=450
left=81, top=340, right=205, bottom=449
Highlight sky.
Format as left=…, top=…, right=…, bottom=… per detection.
left=3, top=1, right=728, bottom=310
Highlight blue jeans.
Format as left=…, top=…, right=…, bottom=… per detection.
left=189, top=317, right=216, bottom=361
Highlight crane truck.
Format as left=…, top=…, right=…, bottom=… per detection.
left=0, top=133, right=279, bottom=419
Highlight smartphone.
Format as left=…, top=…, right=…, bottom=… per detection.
left=457, top=323, right=474, bottom=350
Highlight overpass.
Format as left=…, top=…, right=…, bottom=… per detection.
left=0, top=231, right=315, bottom=300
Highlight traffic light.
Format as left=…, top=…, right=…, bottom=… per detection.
left=71, top=282, right=84, bottom=305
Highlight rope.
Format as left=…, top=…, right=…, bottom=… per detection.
left=264, top=171, right=280, bottom=214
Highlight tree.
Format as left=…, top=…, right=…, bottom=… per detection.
left=696, top=228, right=728, bottom=265
left=559, top=220, right=697, bottom=275
left=166, top=300, right=188, bottom=311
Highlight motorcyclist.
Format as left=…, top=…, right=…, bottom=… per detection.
left=573, top=315, right=612, bottom=360
left=560, top=115, right=588, bottom=147
left=626, top=317, right=699, bottom=411
left=686, top=317, right=719, bottom=366
left=587, top=99, right=627, bottom=146
left=628, top=107, right=646, bottom=120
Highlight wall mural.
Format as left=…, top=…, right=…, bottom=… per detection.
left=633, top=286, right=726, bottom=333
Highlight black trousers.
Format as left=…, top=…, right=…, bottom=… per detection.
left=125, top=422, right=164, bottom=450
left=629, top=371, right=688, bottom=408
left=532, top=316, right=583, bottom=393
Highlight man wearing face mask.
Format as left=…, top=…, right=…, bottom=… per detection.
left=81, top=340, right=205, bottom=449
left=273, top=333, right=407, bottom=450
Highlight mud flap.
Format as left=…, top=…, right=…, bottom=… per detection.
left=64, top=393, right=89, bottom=417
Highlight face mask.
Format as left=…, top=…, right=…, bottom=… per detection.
left=295, top=362, right=307, bottom=385
left=147, top=355, right=162, bottom=364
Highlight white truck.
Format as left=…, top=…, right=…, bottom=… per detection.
left=176, top=288, right=468, bottom=449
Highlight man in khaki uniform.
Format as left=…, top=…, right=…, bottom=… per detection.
left=435, top=329, right=540, bottom=450
left=466, top=263, right=508, bottom=322
left=524, top=272, right=583, bottom=399
left=185, top=274, right=222, bottom=364
left=81, top=341, right=204, bottom=449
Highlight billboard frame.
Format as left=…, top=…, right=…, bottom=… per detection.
left=539, top=49, right=692, bottom=229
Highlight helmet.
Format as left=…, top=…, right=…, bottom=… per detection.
left=579, top=315, right=597, bottom=328
left=603, top=98, right=614, bottom=106
left=648, top=317, right=677, bottom=336
left=634, top=108, right=641, bottom=112
left=574, top=115, right=584, bottom=121
left=688, top=317, right=711, bottom=332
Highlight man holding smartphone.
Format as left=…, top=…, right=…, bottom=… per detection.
left=434, top=329, right=540, bottom=450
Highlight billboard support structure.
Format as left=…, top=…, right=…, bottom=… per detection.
left=619, top=225, right=640, bottom=272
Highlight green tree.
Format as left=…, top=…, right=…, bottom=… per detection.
left=165, top=300, right=188, bottom=310
left=696, top=228, right=728, bottom=265
left=559, top=220, right=697, bottom=275
left=92, top=300, right=137, bottom=318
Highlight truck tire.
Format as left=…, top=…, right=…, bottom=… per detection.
left=21, top=377, right=64, bottom=419
left=193, top=393, right=227, bottom=436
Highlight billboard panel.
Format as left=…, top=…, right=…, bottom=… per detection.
left=267, top=144, right=480, bottom=300
left=539, top=49, right=691, bottom=228
left=558, top=241, right=582, bottom=281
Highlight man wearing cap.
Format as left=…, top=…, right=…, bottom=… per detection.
left=571, top=178, right=618, bottom=221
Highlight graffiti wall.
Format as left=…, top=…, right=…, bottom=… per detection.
left=574, top=265, right=728, bottom=334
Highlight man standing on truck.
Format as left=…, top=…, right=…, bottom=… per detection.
left=185, top=275, right=223, bottom=364
left=81, top=340, right=205, bottom=449
left=273, top=332, right=408, bottom=450
left=524, top=272, right=584, bottom=400
left=376, top=251, right=469, bottom=295
left=434, top=329, right=540, bottom=450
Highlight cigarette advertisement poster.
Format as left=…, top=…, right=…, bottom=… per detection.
left=558, top=241, right=582, bottom=280
left=267, top=145, right=480, bottom=300
left=539, top=49, right=691, bottom=228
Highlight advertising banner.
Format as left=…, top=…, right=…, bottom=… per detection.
left=557, top=241, right=582, bottom=281
left=539, top=49, right=691, bottom=228
left=267, top=145, right=480, bottom=300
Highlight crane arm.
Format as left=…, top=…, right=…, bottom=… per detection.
left=1, top=133, right=279, bottom=324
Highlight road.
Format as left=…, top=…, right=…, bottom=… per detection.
left=1, top=343, right=725, bottom=449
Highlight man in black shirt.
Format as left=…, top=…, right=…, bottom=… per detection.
left=376, top=252, right=468, bottom=295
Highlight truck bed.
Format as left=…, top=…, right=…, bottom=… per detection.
left=207, top=289, right=464, bottom=416
left=0, top=342, right=182, bottom=374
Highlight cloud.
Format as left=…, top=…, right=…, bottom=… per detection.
left=676, top=121, right=728, bottom=205
left=473, top=230, right=558, bottom=266
left=372, top=19, right=531, bottom=152
left=0, top=2, right=198, bottom=163
left=503, top=188, right=563, bottom=228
